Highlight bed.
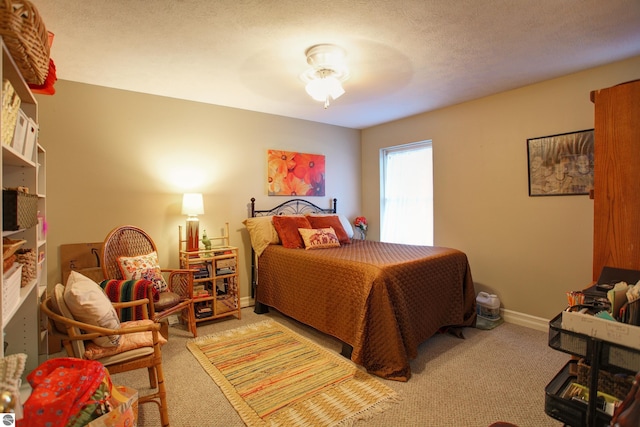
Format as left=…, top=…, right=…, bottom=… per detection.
left=245, top=197, right=476, bottom=381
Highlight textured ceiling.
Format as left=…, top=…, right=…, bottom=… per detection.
left=31, top=0, right=640, bottom=129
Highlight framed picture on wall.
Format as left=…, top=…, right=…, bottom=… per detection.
left=267, top=149, right=326, bottom=196
left=527, top=129, right=594, bottom=196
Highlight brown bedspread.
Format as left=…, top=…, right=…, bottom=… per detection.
left=257, top=239, right=476, bottom=381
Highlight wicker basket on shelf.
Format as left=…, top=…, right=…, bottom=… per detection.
left=0, top=0, right=49, bottom=85
left=576, top=358, right=635, bottom=400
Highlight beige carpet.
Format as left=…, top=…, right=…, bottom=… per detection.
left=109, top=307, right=568, bottom=427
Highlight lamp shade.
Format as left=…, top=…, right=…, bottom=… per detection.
left=305, top=75, right=345, bottom=102
left=182, top=193, right=204, bottom=215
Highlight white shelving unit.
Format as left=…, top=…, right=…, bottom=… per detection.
left=1, top=38, right=47, bottom=389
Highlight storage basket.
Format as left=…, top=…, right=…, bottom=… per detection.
left=2, top=189, right=38, bottom=230
left=1, top=78, right=20, bottom=146
left=576, top=358, right=635, bottom=400
left=0, top=0, right=50, bottom=85
left=15, top=248, right=34, bottom=287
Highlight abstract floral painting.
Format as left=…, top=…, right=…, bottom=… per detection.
left=267, top=149, right=325, bottom=196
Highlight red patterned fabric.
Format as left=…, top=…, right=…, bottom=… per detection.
left=100, top=279, right=158, bottom=321
left=20, top=358, right=106, bottom=427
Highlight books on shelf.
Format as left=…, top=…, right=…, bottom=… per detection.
left=195, top=305, right=213, bottom=319
left=193, top=284, right=209, bottom=298
left=180, top=240, right=239, bottom=321
left=192, top=260, right=235, bottom=278
left=190, top=261, right=212, bottom=279
left=216, top=267, right=235, bottom=276
left=216, top=258, right=236, bottom=269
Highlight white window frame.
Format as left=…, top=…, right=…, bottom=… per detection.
left=380, top=140, right=433, bottom=245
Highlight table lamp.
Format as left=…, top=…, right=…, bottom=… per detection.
left=182, top=193, right=204, bottom=252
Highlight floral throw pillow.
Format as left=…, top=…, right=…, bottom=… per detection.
left=117, top=251, right=168, bottom=292
left=298, top=227, right=341, bottom=250
left=306, top=214, right=350, bottom=244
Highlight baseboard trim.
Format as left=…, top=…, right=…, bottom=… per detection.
left=241, top=298, right=551, bottom=333
left=240, top=296, right=253, bottom=309
left=501, top=308, right=549, bottom=332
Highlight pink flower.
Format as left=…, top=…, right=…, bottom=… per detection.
left=354, top=216, right=367, bottom=231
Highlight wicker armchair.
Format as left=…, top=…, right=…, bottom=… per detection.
left=41, top=285, right=170, bottom=426
left=102, top=225, right=197, bottom=337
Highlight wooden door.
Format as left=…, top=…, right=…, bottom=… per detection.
left=591, top=79, right=640, bottom=280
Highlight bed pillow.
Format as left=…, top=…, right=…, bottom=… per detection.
left=307, top=213, right=354, bottom=238
left=242, top=216, right=281, bottom=256
left=298, top=227, right=341, bottom=250
left=64, top=271, right=121, bottom=348
left=306, top=214, right=350, bottom=244
left=117, top=251, right=168, bottom=292
left=272, top=215, right=312, bottom=249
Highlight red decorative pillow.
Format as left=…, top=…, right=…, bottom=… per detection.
left=306, top=215, right=350, bottom=244
left=272, top=216, right=312, bottom=249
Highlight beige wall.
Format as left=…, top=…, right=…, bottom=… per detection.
left=35, top=56, right=639, bottom=320
left=36, top=81, right=361, bottom=301
left=361, top=55, right=640, bottom=320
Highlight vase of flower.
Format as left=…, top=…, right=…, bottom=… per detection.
left=354, top=216, right=367, bottom=240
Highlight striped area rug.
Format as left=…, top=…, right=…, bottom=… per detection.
left=187, top=320, right=398, bottom=426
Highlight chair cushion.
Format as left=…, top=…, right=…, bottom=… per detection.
left=83, top=319, right=167, bottom=361
left=154, top=291, right=181, bottom=312
left=116, top=251, right=168, bottom=292
left=64, top=271, right=121, bottom=348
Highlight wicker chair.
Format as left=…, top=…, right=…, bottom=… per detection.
left=102, top=225, right=197, bottom=337
left=41, top=285, right=170, bottom=426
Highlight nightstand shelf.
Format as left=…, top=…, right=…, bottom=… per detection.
left=179, top=223, right=241, bottom=325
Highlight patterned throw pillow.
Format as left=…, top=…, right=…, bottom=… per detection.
left=298, top=227, right=341, bottom=250
left=117, top=251, right=168, bottom=292
left=306, top=214, right=350, bottom=244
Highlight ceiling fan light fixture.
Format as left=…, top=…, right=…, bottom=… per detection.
left=301, top=44, right=349, bottom=108
left=305, top=72, right=345, bottom=102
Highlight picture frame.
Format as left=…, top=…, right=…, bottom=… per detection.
left=267, top=149, right=326, bottom=196
left=527, top=129, right=594, bottom=196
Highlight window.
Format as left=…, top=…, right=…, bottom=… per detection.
left=380, top=141, right=433, bottom=245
